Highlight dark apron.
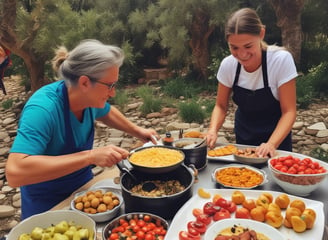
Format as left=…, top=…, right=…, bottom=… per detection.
left=21, top=83, right=94, bottom=219
left=232, top=50, right=292, bottom=151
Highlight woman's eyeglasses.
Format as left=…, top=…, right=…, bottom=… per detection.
left=94, top=80, right=117, bottom=90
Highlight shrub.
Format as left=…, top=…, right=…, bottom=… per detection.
left=2, top=99, right=13, bottom=109
left=162, top=77, right=201, bottom=99
left=296, top=75, right=314, bottom=109
left=110, top=89, right=129, bottom=110
left=310, top=147, right=328, bottom=162
left=178, top=100, right=207, bottom=123
left=136, top=85, right=163, bottom=115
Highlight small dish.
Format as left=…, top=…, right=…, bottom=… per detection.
left=204, top=218, right=285, bottom=240
left=70, top=187, right=123, bottom=222
left=212, top=164, right=267, bottom=189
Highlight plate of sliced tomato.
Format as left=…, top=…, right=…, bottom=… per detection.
left=164, top=189, right=324, bottom=240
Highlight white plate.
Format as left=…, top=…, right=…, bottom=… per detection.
left=204, top=218, right=285, bottom=240
left=164, top=189, right=324, bottom=240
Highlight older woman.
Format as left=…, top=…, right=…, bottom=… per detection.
left=6, top=39, right=158, bottom=219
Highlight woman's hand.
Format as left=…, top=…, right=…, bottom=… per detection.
left=256, top=142, right=276, bottom=158
left=89, top=145, right=130, bottom=167
left=137, top=127, right=160, bottom=144
left=206, top=130, right=218, bottom=149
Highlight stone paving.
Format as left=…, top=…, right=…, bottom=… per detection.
left=0, top=76, right=328, bottom=237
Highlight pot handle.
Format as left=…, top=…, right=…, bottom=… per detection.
left=186, top=164, right=199, bottom=183
left=116, top=161, right=139, bottom=183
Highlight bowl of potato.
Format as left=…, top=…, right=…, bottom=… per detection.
left=7, top=210, right=96, bottom=240
left=70, top=187, right=123, bottom=222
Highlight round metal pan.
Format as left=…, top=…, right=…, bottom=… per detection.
left=128, top=145, right=185, bottom=174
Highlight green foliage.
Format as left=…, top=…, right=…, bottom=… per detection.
left=178, top=100, right=207, bottom=124
left=296, top=75, right=315, bottom=109
left=110, top=89, right=129, bottom=110
left=199, top=98, right=216, bottom=117
left=300, top=34, right=328, bottom=72
left=161, top=77, right=202, bottom=99
left=296, top=61, right=328, bottom=108
left=136, top=86, right=163, bottom=115
left=310, top=147, right=328, bottom=162
left=1, top=99, right=13, bottom=109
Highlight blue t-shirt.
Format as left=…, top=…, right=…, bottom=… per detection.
left=10, top=80, right=110, bottom=155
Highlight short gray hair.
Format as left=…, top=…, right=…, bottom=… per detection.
left=53, top=39, right=124, bottom=85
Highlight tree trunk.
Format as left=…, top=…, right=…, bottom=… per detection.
left=269, top=0, right=304, bottom=64
left=189, top=8, right=214, bottom=82
left=0, top=0, right=50, bottom=92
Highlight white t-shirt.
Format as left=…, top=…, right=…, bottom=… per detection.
left=217, top=47, right=298, bottom=100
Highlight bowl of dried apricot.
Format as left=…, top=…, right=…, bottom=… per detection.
left=212, top=164, right=267, bottom=189
left=70, top=187, right=123, bottom=222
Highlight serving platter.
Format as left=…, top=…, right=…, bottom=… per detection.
left=164, top=189, right=324, bottom=240
left=207, top=144, right=308, bottom=163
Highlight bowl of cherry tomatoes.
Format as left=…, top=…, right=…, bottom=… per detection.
left=102, top=212, right=168, bottom=240
left=268, top=154, right=328, bottom=196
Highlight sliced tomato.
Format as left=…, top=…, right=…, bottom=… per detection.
left=203, top=202, right=220, bottom=216
left=187, top=221, right=207, bottom=234
left=196, top=213, right=212, bottom=225
left=179, top=230, right=201, bottom=240
left=214, top=197, right=230, bottom=209
left=192, top=208, right=203, bottom=218
left=226, top=201, right=237, bottom=213
left=213, top=208, right=231, bottom=221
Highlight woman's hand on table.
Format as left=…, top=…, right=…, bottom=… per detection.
left=256, top=142, right=276, bottom=158
left=89, top=145, right=130, bottom=167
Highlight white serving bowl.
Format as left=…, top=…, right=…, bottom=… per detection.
left=7, top=210, right=96, bottom=240
left=204, top=218, right=285, bottom=240
left=268, top=156, right=328, bottom=196
left=70, top=187, right=123, bottom=222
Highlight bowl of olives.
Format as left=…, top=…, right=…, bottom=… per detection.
left=7, top=210, right=96, bottom=240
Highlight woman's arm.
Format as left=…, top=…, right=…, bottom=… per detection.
left=6, top=144, right=129, bottom=187
left=257, top=79, right=297, bottom=157
left=207, top=83, right=232, bottom=148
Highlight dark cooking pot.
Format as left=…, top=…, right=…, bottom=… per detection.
left=120, top=164, right=196, bottom=220
left=128, top=145, right=185, bottom=174
left=173, top=138, right=208, bottom=170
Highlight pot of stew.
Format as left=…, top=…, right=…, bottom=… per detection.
left=120, top=164, right=196, bottom=220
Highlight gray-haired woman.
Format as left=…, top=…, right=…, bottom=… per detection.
left=206, top=8, right=297, bottom=158
left=6, top=39, right=159, bottom=219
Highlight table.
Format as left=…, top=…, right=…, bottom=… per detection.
left=52, top=158, right=328, bottom=240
